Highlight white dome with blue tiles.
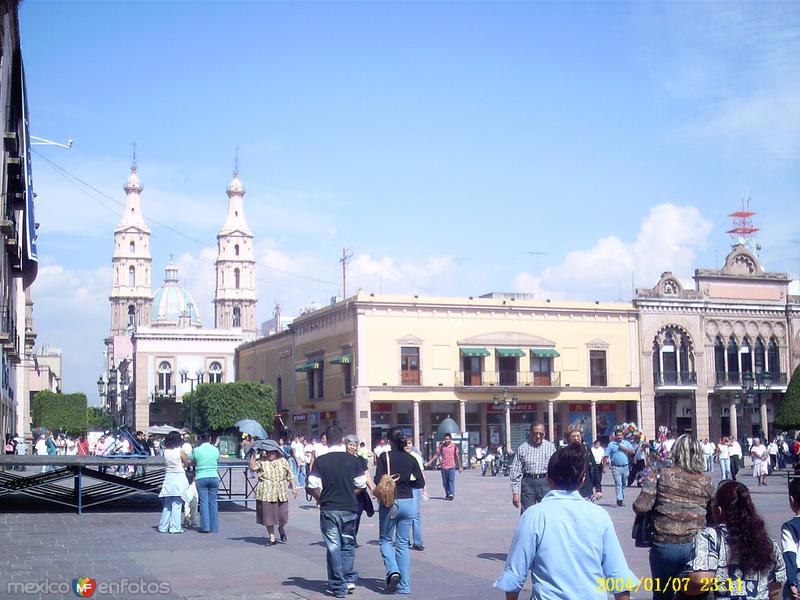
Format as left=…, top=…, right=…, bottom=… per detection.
left=151, top=264, right=201, bottom=328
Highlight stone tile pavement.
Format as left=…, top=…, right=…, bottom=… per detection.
left=0, top=466, right=794, bottom=599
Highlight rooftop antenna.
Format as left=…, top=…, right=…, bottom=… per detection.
left=726, top=195, right=760, bottom=254
left=131, top=140, right=137, bottom=171
left=340, top=247, right=353, bottom=299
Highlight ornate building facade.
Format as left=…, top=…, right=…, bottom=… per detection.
left=104, top=165, right=257, bottom=430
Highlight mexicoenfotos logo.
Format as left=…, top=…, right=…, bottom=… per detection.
left=72, top=577, right=96, bottom=597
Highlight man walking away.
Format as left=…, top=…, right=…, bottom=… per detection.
left=605, top=429, right=635, bottom=506
left=425, top=434, right=461, bottom=500
left=509, top=423, right=556, bottom=513
left=729, top=437, right=742, bottom=480
left=307, top=426, right=367, bottom=598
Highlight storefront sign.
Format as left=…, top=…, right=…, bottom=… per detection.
left=371, top=403, right=393, bottom=413
left=486, top=402, right=538, bottom=413
left=568, top=403, right=590, bottom=412
left=292, top=414, right=307, bottom=423
left=319, top=411, right=337, bottom=420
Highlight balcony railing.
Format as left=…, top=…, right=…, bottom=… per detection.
left=0, top=305, right=20, bottom=359
left=454, top=371, right=561, bottom=387
left=400, top=370, right=420, bottom=385
left=714, top=371, right=788, bottom=387
left=653, top=371, right=698, bottom=387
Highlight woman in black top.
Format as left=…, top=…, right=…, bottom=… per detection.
left=374, top=427, right=424, bottom=594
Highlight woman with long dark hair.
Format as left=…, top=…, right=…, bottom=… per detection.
left=374, top=427, right=424, bottom=594
left=685, top=480, right=785, bottom=599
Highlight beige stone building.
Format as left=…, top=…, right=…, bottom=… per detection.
left=237, top=293, right=641, bottom=452
left=635, top=244, right=800, bottom=442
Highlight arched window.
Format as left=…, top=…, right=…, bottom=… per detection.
left=768, top=337, right=780, bottom=376
left=128, top=266, right=136, bottom=287
left=727, top=336, right=739, bottom=380
left=129, top=241, right=135, bottom=253
left=714, top=336, right=725, bottom=383
left=234, top=244, right=240, bottom=256
left=754, top=337, right=766, bottom=374
left=652, top=326, right=696, bottom=386
left=234, top=268, right=240, bottom=289
left=158, top=362, right=172, bottom=393
left=208, top=361, right=223, bottom=383
left=127, top=305, right=136, bottom=327
left=232, top=306, right=241, bottom=327
left=741, top=337, right=753, bottom=375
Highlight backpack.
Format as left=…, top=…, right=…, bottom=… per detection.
left=5, top=441, right=14, bottom=453
left=374, top=451, right=400, bottom=508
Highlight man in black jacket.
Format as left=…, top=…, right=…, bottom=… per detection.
left=307, top=426, right=367, bottom=598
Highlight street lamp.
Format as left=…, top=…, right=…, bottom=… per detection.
left=180, top=368, right=204, bottom=432
left=741, top=371, right=772, bottom=441
left=493, top=387, right=518, bottom=453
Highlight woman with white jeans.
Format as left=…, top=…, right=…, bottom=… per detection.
left=718, top=436, right=732, bottom=480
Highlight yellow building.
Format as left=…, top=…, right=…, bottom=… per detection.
left=236, top=293, right=641, bottom=452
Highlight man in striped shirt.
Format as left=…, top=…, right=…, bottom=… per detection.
left=510, top=423, right=556, bottom=513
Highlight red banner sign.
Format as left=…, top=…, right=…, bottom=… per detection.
left=596, top=403, right=616, bottom=412
left=371, top=403, right=393, bottom=413
left=568, top=404, right=591, bottom=412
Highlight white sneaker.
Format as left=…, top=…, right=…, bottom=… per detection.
left=347, top=583, right=355, bottom=593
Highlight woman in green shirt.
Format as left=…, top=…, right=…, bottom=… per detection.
left=249, top=439, right=296, bottom=545
left=193, top=433, right=221, bottom=533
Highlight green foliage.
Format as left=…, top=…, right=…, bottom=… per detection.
left=184, top=381, right=276, bottom=434
left=775, top=365, right=800, bottom=431
left=31, top=390, right=88, bottom=434
left=87, top=406, right=114, bottom=431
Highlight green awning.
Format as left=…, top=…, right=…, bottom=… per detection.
left=330, top=353, right=352, bottom=365
left=531, top=348, right=560, bottom=358
left=461, top=347, right=490, bottom=357
left=495, top=348, right=525, bottom=357
left=295, top=361, right=321, bottom=372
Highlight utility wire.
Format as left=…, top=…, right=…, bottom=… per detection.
left=32, top=150, right=340, bottom=288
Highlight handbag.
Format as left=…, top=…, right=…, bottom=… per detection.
left=631, top=472, right=659, bottom=548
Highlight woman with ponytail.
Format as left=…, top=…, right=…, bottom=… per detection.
left=685, top=480, right=785, bottom=599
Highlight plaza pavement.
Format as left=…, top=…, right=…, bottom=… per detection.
left=0, top=465, right=794, bottom=600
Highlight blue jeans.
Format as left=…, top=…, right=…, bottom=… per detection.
left=320, top=510, right=358, bottom=598
left=719, top=457, right=731, bottom=480
left=410, top=488, right=423, bottom=546
left=379, top=498, right=415, bottom=594
left=196, top=477, right=219, bottom=533
left=440, top=468, right=456, bottom=498
left=649, top=541, right=694, bottom=600
left=158, top=496, right=183, bottom=533
left=611, top=465, right=629, bottom=502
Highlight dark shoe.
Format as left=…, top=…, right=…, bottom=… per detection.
left=386, top=572, right=400, bottom=593
left=280, top=531, right=287, bottom=543
left=616, top=500, right=624, bottom=507
left=446, top=495, right=454, bottom=501
left=411, top=544, right=425, bottom=551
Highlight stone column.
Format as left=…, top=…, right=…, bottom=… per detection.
left=760, top=398, right=769, bottom=441
left=547, top=400, right=555, bottom=443
left=413, top=400, right=421, bottom=448
left=479, top=402, right=487, bottom=447
left=640, top=391, right=656, bottom=438
left=459, top=400, right=467, bottom=433
left=354, top=387, right=372, bottom=445
left=505, top=404, right=512, bottom=453
left=693, top=388, right=710, bottom=440
left=590, top=400, right=597, bottom=443
left=729, top=397, right=738, bottom=442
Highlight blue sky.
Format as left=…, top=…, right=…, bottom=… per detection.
left=18, top=2, right=800, bottom=402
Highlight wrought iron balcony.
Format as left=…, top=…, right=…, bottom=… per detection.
left=653, top=371, right=698, bottom=387
left=714, top=371, right=787, bottom=388
left=454, top=371, right=561, bottom=387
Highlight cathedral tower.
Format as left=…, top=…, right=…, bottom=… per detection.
left=214, top=170, right=257, bottom=339
left=109, top=162, right=152, bottom=334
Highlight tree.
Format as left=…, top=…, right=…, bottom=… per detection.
left=184, top=381, right=276, bottom=434
left=87, top=406, right=113, bottom=431
left=774, top=365, right=800, bottom=431
left=31, top=390, right=88, bottom=434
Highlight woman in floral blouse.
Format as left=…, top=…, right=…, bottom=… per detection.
left=248, top=439, right=296, bottom=546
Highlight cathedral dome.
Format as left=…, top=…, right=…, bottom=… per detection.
left=151, top=264, right=201, bottom=328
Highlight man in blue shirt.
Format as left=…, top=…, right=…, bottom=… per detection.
left=605, top=429, right=635, bottom=506
left=494, top=444, right=636, bottom=599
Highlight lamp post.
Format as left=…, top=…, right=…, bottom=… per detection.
left=97, top=375, right=107, bottom=407
left=179, top=369, right=204, bottom=432
left=741, top=371, right=772, bottom=441
left=493, top=387, right=518, bottom=453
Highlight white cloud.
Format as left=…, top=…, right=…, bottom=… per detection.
left=513, top=204, right=713, bottom=300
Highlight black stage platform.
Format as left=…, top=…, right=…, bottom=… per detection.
left=0, top=456, right=257, bottom=514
